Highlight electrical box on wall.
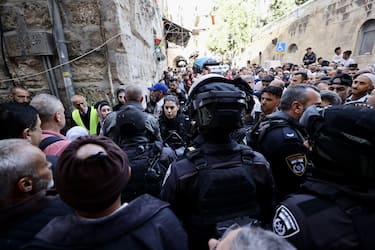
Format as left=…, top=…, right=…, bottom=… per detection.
left=4, top=31, right=55, bottom=57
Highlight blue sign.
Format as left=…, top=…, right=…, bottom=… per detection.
left=276, top=42, right=286, bottom=54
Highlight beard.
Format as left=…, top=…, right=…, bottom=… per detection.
left=33, top=176, right=54, bottom=192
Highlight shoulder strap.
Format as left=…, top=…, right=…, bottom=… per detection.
left=238, top=145, right=255, bottom=166
left=39, top=136, right=63, bottom=151
left=249, top=116, right=289, bottom=149
left=185, top=147, right=208, bottom=170
left=186, top=145, right=254, bottom=171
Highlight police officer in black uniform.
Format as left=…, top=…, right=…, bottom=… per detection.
left=248, top=84, right=321, bottom=202
left=115, top=105, right=176, bottom=202
left=160, top=74, right=275, bottom=250
left=273, top=105, right=375, bottom=250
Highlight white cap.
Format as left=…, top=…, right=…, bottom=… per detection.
left=66, top=126, right=89, bottom=140
left=360, top=73, right=375, bottom=87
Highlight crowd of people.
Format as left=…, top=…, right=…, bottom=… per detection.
left=0, top=45, right=375, bottom=250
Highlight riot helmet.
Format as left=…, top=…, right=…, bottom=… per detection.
left=300, top=105, right=375, bottom=186
left=187, top=74, right=248, bottom=134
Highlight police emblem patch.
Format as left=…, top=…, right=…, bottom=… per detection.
left=273, top=205, right=300, bottom=238
left=285, top=154, right=307, bottom=176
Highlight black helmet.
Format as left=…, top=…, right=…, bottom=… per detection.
left=300, top=105, right=375, bottom=186
left=187, top=74, right=248, bottom=132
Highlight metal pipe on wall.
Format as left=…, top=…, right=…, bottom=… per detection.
left=47, top=0, right=75, bottom=112
left=41, top=55, right=60, bottom=99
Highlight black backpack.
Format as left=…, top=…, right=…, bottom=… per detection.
left=186, top=145, right=259, bottom=232
left=121, top=141, right=167, bottom=201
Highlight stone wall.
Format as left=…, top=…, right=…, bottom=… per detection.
left=238, top=0, right=375, bottom=69
left=0, top=0, right=164, bottom=107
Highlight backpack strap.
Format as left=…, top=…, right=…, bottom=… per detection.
left=238, top=145, right=255, bottom=166
left=39, top=136, right=63, bottom=151
left=257, top=118, right=290, bottom=143
left=248, top=116, right=289, bottom=149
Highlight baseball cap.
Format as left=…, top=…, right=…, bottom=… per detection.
left=148, top=83, right=168, bottom=94
left=330, top=73, right=352, bottom=87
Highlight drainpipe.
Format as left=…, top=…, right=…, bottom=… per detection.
left=47, top=0, right=75, bottom=112
left=41, top=55, right=60, bottom=99
left=0, top=17, right=12, bottom=82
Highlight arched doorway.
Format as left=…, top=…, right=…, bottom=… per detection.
left=173, top=55, right=187, bottom=68
left=358, top=19, right=375, bottom=55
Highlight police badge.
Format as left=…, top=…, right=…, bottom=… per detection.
left=285, top=153, right=307, bottom=176
left=273, top=205, right=300, bottom=238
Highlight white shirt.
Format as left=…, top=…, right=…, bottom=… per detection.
left=153, top=97, right=165, bottom=118
left=341, top=58, right=356, bottom=67
left=332, top=54, right=343, bottom=64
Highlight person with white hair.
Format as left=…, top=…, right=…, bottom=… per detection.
left=208, top=225, right=295, bottom=250
left=66, top=126, right=89, bottom=140
left=0, top=139, right=71, bottom=249
left=30, top=94, right=71, bottom=157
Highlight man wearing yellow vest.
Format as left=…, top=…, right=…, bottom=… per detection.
left=70, top=95, right=99, bottom=135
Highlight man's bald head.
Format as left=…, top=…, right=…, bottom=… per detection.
left=125, top=85, right=143, bottom=102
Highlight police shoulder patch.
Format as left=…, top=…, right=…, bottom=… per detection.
left=285, top=153, right=307, bottom=176
left=273, top=205, right=300, bottom=238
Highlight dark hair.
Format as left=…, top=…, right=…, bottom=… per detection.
left=261, top=86, right=282, bottom=98
left=334, top=47, right=341, bottom=53
left=295, top=72, right=308, bottom=81
left=320, top=90, right=342, bottom=105
left=0, top=102, right=38, bottom=139
left=348, top=63, right=358, bottom=70
left=116, top=88, right=126, bottom=100
left=163, top=94, right=179, bottom=105
left=94, top=100, right=110, bottom=110
left=279, top=84, right=319, bottom=111
left=343, top=50, right=352, bottom=55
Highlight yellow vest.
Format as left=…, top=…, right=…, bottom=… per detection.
left=72, top=107, right=99, bottom=135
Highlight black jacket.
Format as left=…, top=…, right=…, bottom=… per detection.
left=273, top=179, right=375, bottom=250
left=159, top=113, right=189, bottom=149
left=303, top=52, right=316, bottom=65
left=255, top=111, right=309, bottom=202
left=161, top=140, right=274, bottom=250
left=119, top=136, right=176, bottom=202
left=0, top=191, right=72, bottom=250
left=23, top=194, right=188, bottom=250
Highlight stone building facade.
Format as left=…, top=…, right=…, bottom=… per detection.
left=0, top=0, right=164, bottom=108
left=239, top=0, right=375, bottom=69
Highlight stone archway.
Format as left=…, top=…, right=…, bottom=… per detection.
left=288, top=43, right=298, bottom=53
